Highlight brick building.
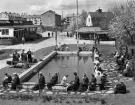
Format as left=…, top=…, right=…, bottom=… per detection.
left=41, top=10, right=61, bottom=27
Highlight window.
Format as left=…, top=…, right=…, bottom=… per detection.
left=2, top=29, right=9, bottom=35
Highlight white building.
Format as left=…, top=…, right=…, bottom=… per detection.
left=26, top=15, right=42, bottom=26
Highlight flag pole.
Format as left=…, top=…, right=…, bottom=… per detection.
left=76, top=0, right=79, bottom=48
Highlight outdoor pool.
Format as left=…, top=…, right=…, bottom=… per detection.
left=28, top=55, right=94, bottom=83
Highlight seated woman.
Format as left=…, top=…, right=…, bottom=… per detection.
left=67, top=72, right=80, bottom=91
left=11, top=73, right=20, bottom=90
left=114, top=82, right=127, bottom=94
left=32, top=72, right=45, bottom=90
left=78, top=73, right=89, bottom=92
left=88, top=74, right=97, bottom=91
left=61, top=74, right=69, bottom=86
left=123, top=63, right=132, bottom=77
left=47, top=73, right=58, bottom=90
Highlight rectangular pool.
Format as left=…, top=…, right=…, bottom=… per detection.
left=28, top=55, right=94, bottom=83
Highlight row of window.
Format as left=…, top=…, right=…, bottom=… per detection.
left=0, top=29, right=9, bottom=35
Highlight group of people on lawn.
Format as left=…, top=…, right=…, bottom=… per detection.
left=114, top=46, right=132, bottom=77
left=12, top=49, right=33, bottom=66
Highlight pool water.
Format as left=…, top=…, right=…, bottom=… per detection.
left=28, top=55, right=94, bottom=83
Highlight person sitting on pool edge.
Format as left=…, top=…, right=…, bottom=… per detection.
left=78, top=73, right=89, bottom=92
left=61, top=74, right=69, bottom=86
left=67, top=72, right=80, bottom=91
left=87, top=74, right=97, bottom=91
left=11, top=73, right=20, bottom=90
left=3, top=73, right=12, bottom=88
left=47, top=73, right=58, bottom=90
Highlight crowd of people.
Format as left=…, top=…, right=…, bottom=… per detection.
left=31, top=47, right=108, bottom=92
left=114, top=49, right=132, bottom=77
left=2, top=46, right=128, bottom=94
left=9, top=49, right=37, bottom=67
left=3, top=73, right=20, bottom=90
left=54, top=43, right=70, bottom=51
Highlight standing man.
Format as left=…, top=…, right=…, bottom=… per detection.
left=32, top=72, right=46, bottom=90
left=22, top=37, right=25, bottom=45
left=27, top=49, right=32, bottom=63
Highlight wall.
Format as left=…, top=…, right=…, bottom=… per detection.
left=19, top=51, right=57, bottom=82
left=0, top=28, right=14, bottom=37
left=41, top=11, right=55, bottom=27
left=55, top=14, right=61, bottom=26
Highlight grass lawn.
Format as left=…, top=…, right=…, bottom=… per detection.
left=0, top=49, right=19, bottom=60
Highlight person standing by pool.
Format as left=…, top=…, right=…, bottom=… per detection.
left=32, top=72, right=45, bottom=90
left=78, top=73, right=89, bottom=92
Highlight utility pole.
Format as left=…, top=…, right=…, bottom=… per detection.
left=76, top=0, right=79, bottom=48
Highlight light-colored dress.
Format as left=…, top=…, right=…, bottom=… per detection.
left=61, top=76, right=69, bottom=86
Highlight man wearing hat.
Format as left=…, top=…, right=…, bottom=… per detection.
left=11, top=73, right=20, bottom=90
left=32, top=72, right=45, bottom=90
left=3, top=73, right=12, bottom=88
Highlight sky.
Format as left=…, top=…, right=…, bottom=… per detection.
left=0, top=0, right=127, bottom=16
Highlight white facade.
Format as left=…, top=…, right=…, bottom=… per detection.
left=27, top=16, right=41, bottom=25
left=0, top=28, right=14, bottom=37
left=0, top=13, right=9, bottom=20
left=86, top=14, right=93, bottom=26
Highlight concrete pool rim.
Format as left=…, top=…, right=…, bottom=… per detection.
left=19, top=51, right=92, bottom=83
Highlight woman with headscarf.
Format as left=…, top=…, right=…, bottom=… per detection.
left=47, top=73, right=58, bottom=90
left=11, top=73, right=20, bottom=90
left=88, top=74, right=97, bottom=91
left=67, top=72, right=80, bottom=91
left=78, top=73, right=89, bottom=92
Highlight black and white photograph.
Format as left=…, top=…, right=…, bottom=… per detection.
left=0, top=0, right=134, bottom=105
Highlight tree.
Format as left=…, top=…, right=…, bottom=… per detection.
left=67, top=10, right=87, bottom=33
left=78, top=10, right=87, bottom=28
left=109, top=0, right=135, bottom=46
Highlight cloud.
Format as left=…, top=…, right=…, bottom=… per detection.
left=0, top=0, right=128, bottom=15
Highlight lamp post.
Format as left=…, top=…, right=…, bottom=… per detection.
left=76, top=0, right=79, bottom=48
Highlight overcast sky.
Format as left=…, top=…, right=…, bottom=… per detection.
left=0, top=0, right=127, bottom=16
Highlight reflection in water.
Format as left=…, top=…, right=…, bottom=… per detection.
left=29, top=55, right=94, bottom=83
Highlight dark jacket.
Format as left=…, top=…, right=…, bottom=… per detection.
left=7, top=75, right=12, bottom=83
left=50, top=74, right=58, bottom=85
left=39, top=75, right=45, bottom=85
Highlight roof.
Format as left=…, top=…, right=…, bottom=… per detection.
left=26, top=15, right=41, bottom=18
left=0, top=25, right=38, bottom=28
left=78, top=27, right=101, bottom=33
left=0, top=20, right=33, bottom=26
left=88, top=11, right=113, bottom=30
left=41, top=10, right=61, bottom=16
